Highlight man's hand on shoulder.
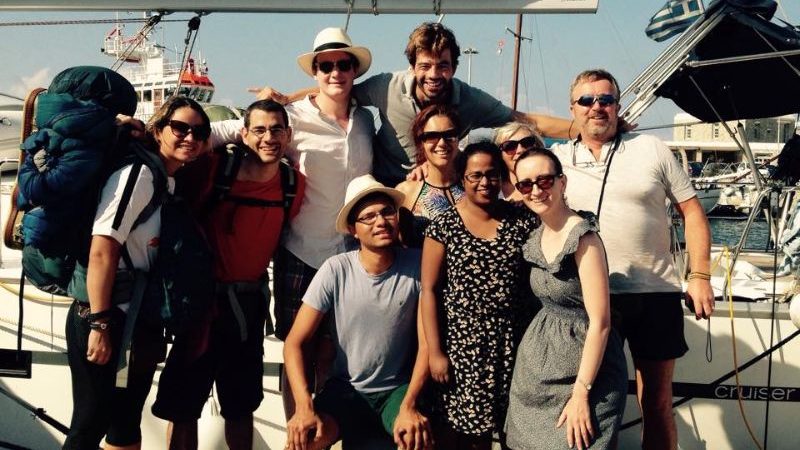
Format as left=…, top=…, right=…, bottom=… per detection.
left=393, top=405, right=433, bottom=450
left=285, top=407, right=324, bottom=450
left=406, top=162, right=430, bottom=182
left=116, top=114, right=146, bottom=139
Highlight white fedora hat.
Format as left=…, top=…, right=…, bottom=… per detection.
left=335, top=175, right=405, bottom=234
left=297, top=27, right=372, bottom=78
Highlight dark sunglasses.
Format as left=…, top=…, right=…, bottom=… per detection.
left=515, top=174, right=562, bottom=194
left=572, top=94, right=617, bottom=108
left=420, top=129, right=459, bottom=144
left=315, top=59, right=354, bottom=74
left=499, top=136, right=544, bottom=154
left=167, top=119, right=210, bottom=141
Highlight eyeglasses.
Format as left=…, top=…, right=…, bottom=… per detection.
left=499, top=136, right=544, bottom=154
left=167, top=120, right=210, bottom=141
left=315, top=59, right=354, bottom=74
left=247, top=126, right=287, bottom=139
left=355, top=205, right=398, bottom=225
left=464, top=169, right=501, bottom=184
left=572, top=94, right=617, bottom=108
left=420, top=129, right=459, bottom=144
left=514, top=174, right=562, bottom=194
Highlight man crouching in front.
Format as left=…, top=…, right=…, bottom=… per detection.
left=283, top=174, right=432, bottom=450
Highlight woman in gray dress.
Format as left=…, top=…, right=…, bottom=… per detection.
left=505, top=148, right=627, bottom=450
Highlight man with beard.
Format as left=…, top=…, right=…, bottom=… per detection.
left=550, top=69, right=714, bottom=450
left=283, top=175, right=431, bottom=450
left=261, top=22, right=573, bottom=186
left=153, top=99, right=306, bottom=450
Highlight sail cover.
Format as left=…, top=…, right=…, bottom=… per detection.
left=655, top=0, right=800, bottom=121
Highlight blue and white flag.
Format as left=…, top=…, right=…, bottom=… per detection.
left=645, top=0, right=705, bottom=42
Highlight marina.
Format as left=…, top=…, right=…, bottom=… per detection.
left=1, top=1, right=800, bottom=449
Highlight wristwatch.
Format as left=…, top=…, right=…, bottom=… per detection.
left=577, top=378, right=592, bottom=392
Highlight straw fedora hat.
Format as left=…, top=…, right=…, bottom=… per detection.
left=335, top=175, right=405, bottom=234
left=297, top=27, right=372, bottom=78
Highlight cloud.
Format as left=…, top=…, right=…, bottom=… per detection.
left=9, top=68, right=52, bottom=98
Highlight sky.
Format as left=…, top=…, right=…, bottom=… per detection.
left=1, top=1, right=799, bottom=139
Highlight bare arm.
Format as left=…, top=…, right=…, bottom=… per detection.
left=393, top=302, right=433, bottom=450
left=420, top=236, right=448, bottom=384
left=674, top=196, right=714, bottom=320
left=85, top=235, right=121, bottom=366
left=511, top=111, right=575, bottom=139
left=255, top=85, right=319, bottom=104
left=557, top=232, right=610, bottom=450
left=283, top=304, right=326, bottom=449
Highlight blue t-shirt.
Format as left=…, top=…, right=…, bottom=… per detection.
left=303, top=248, right=421, bottom=393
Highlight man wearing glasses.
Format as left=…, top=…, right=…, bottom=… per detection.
left=283, top=175, right=432, bottom=450
left=154, top=99, right=306, bottom=449
left=551, top=69, right=713, bottom=450
left=209, top=28, right=375, bottom=422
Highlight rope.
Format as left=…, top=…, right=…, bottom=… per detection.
left=372, top=0, right=380, bottom=15
left=0, top=280, right=72, bottom=305
left=719, top=246, right=764, bottom=450
left=0, top=17, right=185, bottom=27
left=174, top=14, right=204, bottom=98
left=432, top=0, right=442, bottom=16
left=344, top=0, right=354, bottom=31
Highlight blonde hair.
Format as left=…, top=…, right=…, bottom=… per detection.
left=493, top=122, right=544, bottom=147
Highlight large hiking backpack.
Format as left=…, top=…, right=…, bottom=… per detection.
left=204, top=143, right=298, bottom=229
left=14, top=66, right=157, bottom=296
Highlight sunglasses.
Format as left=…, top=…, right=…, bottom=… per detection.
left=355, top=205, right=398, bottom=225
left=420, top=129, right=459, bottom=144
left=572, top=94, right=617, bottom=107
left=515, top=174, right=562, bottom=194
left=167, top=119, right=210, bottom=141
left=315, top=59, right=354, bottom=74
left=499, top=136, right=544, bottom=154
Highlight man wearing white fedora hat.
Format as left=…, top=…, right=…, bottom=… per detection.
left=283, top=174, right=432, bottom=450
left=209, top=27, right=375, bottom=419
left=258, top=22, right=577, bottom=186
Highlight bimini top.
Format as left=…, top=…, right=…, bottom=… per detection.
left=655, top=0, right=800, bottom=122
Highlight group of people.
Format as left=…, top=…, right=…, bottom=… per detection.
left=58, top=20, right=714, bottom=450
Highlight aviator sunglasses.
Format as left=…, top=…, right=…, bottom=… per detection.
left=514, top=174, right=562, bottom=194
left=572, top=94, right=617, bottom=108
left=499, top=136, right=544, bottom=154
left=167, top=119, right=210, bottom=141
left=314, top=59, right=354, bottom=74
left=420, top=129, right=460, bottom=144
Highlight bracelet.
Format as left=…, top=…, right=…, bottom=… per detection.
left=687, top=271, right=711, bottom=281
left=577, top=377, right=592, bottom=392
left=86, top=309, right=112, bottom=322
left=89, top=321, right=111, bottom=331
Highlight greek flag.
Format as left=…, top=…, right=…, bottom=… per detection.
left=645, top=0, right=705, bottom=42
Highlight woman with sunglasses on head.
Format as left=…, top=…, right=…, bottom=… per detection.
left=64, top=96, right=210, bottom=450
left=420, top=141, right=537, bottom=449
left=493, top=122, right=546, bottom=201
left=504, top=148, right=626, bottom=450
left=395, top=104, right=464, bottom=248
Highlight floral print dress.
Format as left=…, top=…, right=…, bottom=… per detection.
left=424, top=201, right=537, bottom=436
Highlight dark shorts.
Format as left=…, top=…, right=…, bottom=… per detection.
left=315, top=378, right=410, bottom=440
left=272, top=246, right=330, bottom=341
left=152, top=287, right=268, bottom=421
left=611, top=291, right=689, bottom=361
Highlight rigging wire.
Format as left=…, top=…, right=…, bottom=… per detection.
left=532, top=16, right=550, bottom=112
left=174, top=14, right=205, bottom=98
left=109, top=13, right=164, bottom=71
left=344, top=0, right=354, bottom=31
left=0, top=17, right=186, bottom=27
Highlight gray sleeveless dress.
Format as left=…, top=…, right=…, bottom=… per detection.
left=505, top=212, right=627, bottom=449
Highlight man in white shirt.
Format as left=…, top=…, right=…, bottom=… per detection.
left=550, top=69, right=714, bottom=450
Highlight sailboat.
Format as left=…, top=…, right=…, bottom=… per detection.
left=1, top=1, right=799, bottom=449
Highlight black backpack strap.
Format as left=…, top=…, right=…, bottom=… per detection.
left=203, top=144, right=246, bottom=215
left=130, top=142, right=169, bottom=230
left=112, top=160, right=144, bottom=232
left=278, top=159, right=297, bottom=230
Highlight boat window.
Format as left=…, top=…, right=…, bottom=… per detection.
left=685, top=126, right=692, bottom=139
left=713, top=123, right=719, bottom=139
left=143, top=90, right=152, bottom=102
left=165, top=88, right=175, bottom=99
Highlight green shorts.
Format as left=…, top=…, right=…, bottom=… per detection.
left=314, top=378, right=409, bottom=439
